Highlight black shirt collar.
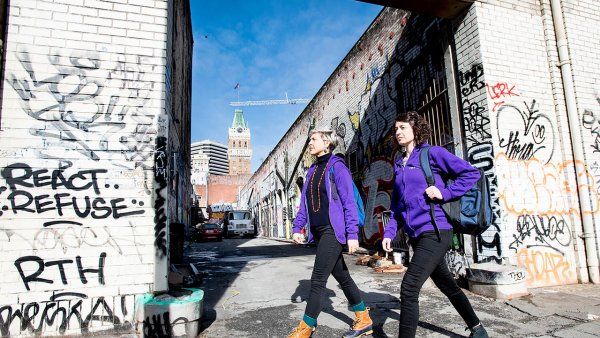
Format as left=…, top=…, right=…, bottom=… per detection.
left=316, top=153, right=332, bottom=165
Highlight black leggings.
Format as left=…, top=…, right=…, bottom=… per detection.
left=305, top=226, right=362, bottom=318
left=399, top=230, right=480, bottom=338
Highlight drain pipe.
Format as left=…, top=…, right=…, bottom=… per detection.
left=549, top=0, right=600, bottom=283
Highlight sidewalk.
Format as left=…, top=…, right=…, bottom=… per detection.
left=262, top=237, right=600, bottom=337
left=506, top=284, right=600, bottom=337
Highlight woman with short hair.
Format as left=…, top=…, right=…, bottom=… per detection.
left=288, top=129, right=373, bottom=338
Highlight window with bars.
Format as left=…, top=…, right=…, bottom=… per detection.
left=396, top=48, right=454, bottom=152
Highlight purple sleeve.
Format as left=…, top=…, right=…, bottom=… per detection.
left=333, top=162, right=359, bottom=240
left=383, top=183, right=400, bottom=239
left=430, top=146, right=481, bottom=201
left=292, top=185, right=307, bottom=234
left=384, top=163, right=402, bottom=239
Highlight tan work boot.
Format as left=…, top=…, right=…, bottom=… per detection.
left=288, top=320, right=315, bottom=338
left=342, top=308, right=373, bottom=337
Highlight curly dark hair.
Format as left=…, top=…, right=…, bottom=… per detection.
left=395, top=111, right=431, bottom=146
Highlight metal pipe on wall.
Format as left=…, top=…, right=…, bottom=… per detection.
left=550, top=0, right=600, bottom=283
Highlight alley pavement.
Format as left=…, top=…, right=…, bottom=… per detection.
left=186, top=237, right=600, bottom=338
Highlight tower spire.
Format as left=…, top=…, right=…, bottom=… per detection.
left=231, top=109, right=247, bottom=129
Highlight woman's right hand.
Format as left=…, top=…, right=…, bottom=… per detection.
left=293, top=233, right=305, bottom=244
left=382, top=238, right=393, bottom=252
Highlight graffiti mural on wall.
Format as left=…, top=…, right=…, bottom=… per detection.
left=496, top=99, right=555, bottom=164
left=459, top=63, right=503, bottom=263
left=582, top=96, right=600, bottom=154
left=509, top=214, right=572, bottom=255
left=1, top=46, right=164, bottom=336
left=0, top=162, right=147, bottom=291
left=361, top=158, right=395, bottom=243
left=0, top=294, right=134, bottom=336
left=516, top=247, right=577, bottom=287
left=496, top=154, right=600, bottom=220
left=486, top=81, right=519, bottom=112
left=154, top=136, right=168, bottom=257
left=495, top=153, right=595, bottom=286
left=8, top=50, right=158, bottom=171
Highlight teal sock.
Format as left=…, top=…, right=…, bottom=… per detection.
left=303, top=314, right=317, bottom=328
left=352, top=301, right=366, bottom=312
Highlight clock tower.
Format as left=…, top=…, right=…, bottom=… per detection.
left=228, top=109, right=252, bottom=175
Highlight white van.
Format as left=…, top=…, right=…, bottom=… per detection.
left=223, top=210, right=256, bottom=238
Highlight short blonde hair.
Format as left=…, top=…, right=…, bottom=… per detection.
left=310, top=129, right=338, bottom=152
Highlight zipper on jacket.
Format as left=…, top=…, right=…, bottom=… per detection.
left=401, top=162, right=409, bottom=229
left=305, top=168, right=312, bottom=242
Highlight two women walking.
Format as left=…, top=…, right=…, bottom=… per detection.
left=288, top=112, right=489, bottom=338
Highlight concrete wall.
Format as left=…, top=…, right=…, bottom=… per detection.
left=0, top=0, right=192, bottom=335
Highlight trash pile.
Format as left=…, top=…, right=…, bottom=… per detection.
left=169, top=263, right=204, bottom=287
left=355, top=252, right=407, bottom=274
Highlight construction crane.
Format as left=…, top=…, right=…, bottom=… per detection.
left=230, top=92, right=311, bottom=107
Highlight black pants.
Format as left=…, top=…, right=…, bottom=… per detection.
left=399, top=230, right=480, bottom=338
left=305, top=226, right=362, bottom=318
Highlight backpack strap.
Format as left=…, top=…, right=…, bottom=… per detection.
left=418, top=146, right=441, bottom=242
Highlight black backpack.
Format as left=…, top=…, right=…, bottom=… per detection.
left=419, top=146, right=493, bottom=238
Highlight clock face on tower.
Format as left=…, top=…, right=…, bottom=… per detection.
left=237, top=127, right=243, bottom=133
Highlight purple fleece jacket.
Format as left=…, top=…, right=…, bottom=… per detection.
left=293, top=154, right=359, bottom=244
left=383, top=143, right=480, bottom=239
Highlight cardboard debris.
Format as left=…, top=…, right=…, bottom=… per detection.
left=355, top=255, right=371, bottom=266
left=354, top=247, right=369, bottom=255
left=169, top=263, right=203, bottom=287
left=374, top=264, right=407, bottom=274
left=374, top=259, right=392, bottom=268
left=168, top=270, right=184, bottom=285
left=356, top=254, right=399, bottom=270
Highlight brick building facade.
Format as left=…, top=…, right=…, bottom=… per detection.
left=0, top=0, right=193, bottom=335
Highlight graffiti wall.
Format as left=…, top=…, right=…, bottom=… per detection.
left=242, top=8, right=403, bottom=240
left=0, top=0, right=188, bottom=335
left=241, top=2, right=600, bottom=288
left=470, top=0, right=600, bottom=287
left=242, top=9, right=459, bottom=244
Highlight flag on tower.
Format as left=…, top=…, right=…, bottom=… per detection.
left=234, top=83, right=240, bottom=90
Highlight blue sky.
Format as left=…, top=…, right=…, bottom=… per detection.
left=190, top=1, right=382, bottom=171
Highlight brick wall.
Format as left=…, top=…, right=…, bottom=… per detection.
left=460, top=0, right=600, bottom=287
left=563, top=0, right=600, bottom=281
left=195, top=174, right=251, bottom=208
left=0, top=0, right=191, bottom=335
left=242, top=2, right=600, bottom=288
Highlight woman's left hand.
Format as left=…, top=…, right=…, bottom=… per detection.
left=425, top=186, right=443, bottom=201
left=347, top=239, right=359, bottom=254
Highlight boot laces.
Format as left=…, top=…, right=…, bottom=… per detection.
left=289, top=324, right=311, bottom=336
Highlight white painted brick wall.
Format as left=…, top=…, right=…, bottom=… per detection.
left=563, top=0, right=600, bottom=278
left=460, top=0, right=600, bottom=287
left=0, top=0, right=170, bottom=335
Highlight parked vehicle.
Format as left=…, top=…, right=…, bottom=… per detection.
left=197, top=223, right=223, bottom=241
left=223, top=210, right=256, bottom=238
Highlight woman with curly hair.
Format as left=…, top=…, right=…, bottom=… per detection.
left=382, top=112, right=489, bottom=338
